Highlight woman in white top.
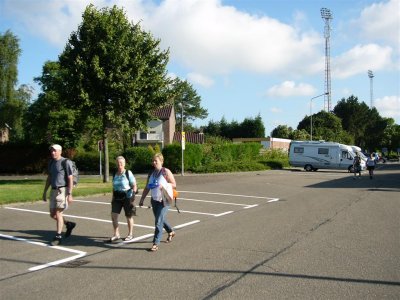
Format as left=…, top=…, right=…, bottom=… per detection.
left=366, top=153, right=377, bottom=179
left=139, top=153, right=176, bottom=251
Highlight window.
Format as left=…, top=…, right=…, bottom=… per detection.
left=342, top=151, right=352, bottom=160
left=318, top=148, right=329, bottom=155
left=294, top=147, right=304, bottom=153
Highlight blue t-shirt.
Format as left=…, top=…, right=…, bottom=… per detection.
left=113, top=170, right=136, bottom=198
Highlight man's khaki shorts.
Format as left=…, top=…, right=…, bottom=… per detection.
left=50, top=187, right=68, bottom=210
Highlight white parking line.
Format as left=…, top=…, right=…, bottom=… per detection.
left=0, top=233, right=87, bottom=272
left=4, top=207, right=154, bottom=229
left=179, top=191, right=277, bottom=200
left=177, top=197, right=257, bottom=207
left=118, top=220, right=201, bottom=245
left=267, top=198, right=280, bottom=203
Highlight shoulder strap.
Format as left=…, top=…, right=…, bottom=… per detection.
left=161, top=167, right=167, bottom=179
left=125, top=170, right=131, bottom=182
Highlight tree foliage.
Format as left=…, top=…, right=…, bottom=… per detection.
left=169, top=78, right=208, bottom=131
left=58, top=5, right=170, bottom=180
left=271, top=125, right=293, bottom=139
left=333, top=95, right=390, bottom=150
left=25, top=61, right=78, bottom=147
left=59, top=5, right=170, bottom=134
left=203, top=114, right=265, bottom=139
left=0, top=30, right=31, bottom=141
left=0, top=30, right=20, bottom=105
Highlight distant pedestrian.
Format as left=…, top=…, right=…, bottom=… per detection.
left=353, top=152, right=362, bottom=179
left=42, top=144, right=76, bottom=245
left=107, top=156, right=137, bottom=243
left=139, top=153, right=176, bottom=252
left=366, top=153, right=377, bottom=179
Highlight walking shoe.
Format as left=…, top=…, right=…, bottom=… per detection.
left=51, top=235, right=62, bottom=246
left=65, top=221, right=76, bottom=238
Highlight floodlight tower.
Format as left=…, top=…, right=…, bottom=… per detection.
left=321, top=8, right=332, bottom=112
left=368, top=70, right=374, bottom=108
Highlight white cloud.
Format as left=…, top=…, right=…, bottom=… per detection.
left=333, top=44, right=393, bottom=78
left=147, top=0, right=322, bottom=75
left=375, top=95, right=400, bottom=119
left=270, top=107, right=282, bottom=113
left=4, top=0, right=323, bottom=76
left=3, top=0, right=95, bottom=47
left=351, top=0, right=400, bottom=48
left=266, top=81, right=316, bottom=97
left=187, top=72, right=214, bottom=88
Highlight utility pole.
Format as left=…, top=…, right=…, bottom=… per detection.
left=321, top=8, right=333, bottom=112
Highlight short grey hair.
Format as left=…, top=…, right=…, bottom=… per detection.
left=116, top=156, right=126, bottom=164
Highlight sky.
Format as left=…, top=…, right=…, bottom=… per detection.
left=1, top=0, right=399, bottom=136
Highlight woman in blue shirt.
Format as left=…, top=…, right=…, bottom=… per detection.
left=107, top=156, right=137, bottom=243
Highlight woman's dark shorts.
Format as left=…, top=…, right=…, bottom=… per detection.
left=112, top=191, right=135, bottom=217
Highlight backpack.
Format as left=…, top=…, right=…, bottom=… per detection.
left=50, top=158, right=79, bottom=187
left=354, top=156, right=361, bottom=166
left=62, top=159, right=79, bottom=187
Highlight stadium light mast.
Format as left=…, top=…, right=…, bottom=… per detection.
left=368, top=70, right=374, bottom=108
left=321, top=8, right=332, bottom=112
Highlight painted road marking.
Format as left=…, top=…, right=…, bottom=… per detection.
left=0, top=233, right=86, bottom=272
left=4, top=207, right=154, bottom=229
left=178, top=191, right=278, bottom=200
left=118, top=220, right=201, bottom=245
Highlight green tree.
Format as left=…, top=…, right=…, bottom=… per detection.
left=169, top=78, right=208, bottom=131
left=58, top=5, right=170, bottom=181
left=240, top=114, right=265, bottom=138
left=0, top=30, right=20, bottom=105
left=203, top=115, right=265, bottom=139
left=381, top=118, right=400, bottom=152
left=333, top=95, right=390, bottom=150
left=0, top=30, right=31, bottom=141
left=297, top=111, right=351, bottom=143
left=290, top=129, right=309, bottom=141
left=271, top=125, right=293, bottom=139
left=25, top=61, right=81, bottom=147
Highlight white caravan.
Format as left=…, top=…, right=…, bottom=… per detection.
left=289, top=141, right=366, bottom=172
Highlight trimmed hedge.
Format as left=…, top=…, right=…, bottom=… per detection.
left=0, top=142, right=288, bottom=174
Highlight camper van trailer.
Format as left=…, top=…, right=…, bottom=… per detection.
left=289, top=141, right=366, bottom=172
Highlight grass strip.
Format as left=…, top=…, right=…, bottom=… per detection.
left=0, top=177, right=146, bottom=205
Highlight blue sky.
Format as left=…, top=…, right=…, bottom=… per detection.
left=1, top=0, right=399, bottom=136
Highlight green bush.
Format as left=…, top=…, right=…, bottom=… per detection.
left=123, top=147, right=154, bottom=173
left=193, top=161, right=267, bottom=173
left=74, top=151, right=100, bottom=173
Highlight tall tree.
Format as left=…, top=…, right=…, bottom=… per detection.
left=169, top=78, right=208, bottom=131
left=0, top=30, right=30, bottom=141
left=297, top=111, right=352, bottom=144
left=25, top=61, right=79, bottom=147
left=271, top=125, right=293, bottom=139
left=0, top=30, right=20, bottom=105
left=59, top=5, right=170, bottom=181
left=203, top=115, right=265, bottom=139
left=333, top=95, right=388, bottom=150
left=240, top=114, right=265, bottom=138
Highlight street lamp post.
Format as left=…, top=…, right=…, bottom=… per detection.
left=310, top=93, right=328, bottom=141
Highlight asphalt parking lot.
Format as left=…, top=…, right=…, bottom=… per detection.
left=1, top=164, right=399, bottom=299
